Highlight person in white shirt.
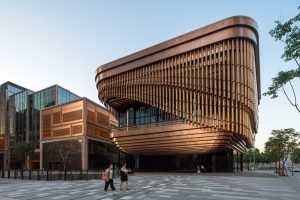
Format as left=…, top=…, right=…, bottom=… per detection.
left=104, top=163, right=116, bottom=191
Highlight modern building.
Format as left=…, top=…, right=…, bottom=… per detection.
left=95, top=16, right=260, bottom=172
left=40, top=98, right=117, bottom=170
left=0, top=82, right=29, bottom=170
left=0, top=82, right=80, bottom=169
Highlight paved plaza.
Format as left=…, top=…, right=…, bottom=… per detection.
left=0, top=172, right=300, bottom=200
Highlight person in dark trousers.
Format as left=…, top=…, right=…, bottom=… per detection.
left=104, top=164, right=116, bottom=192
left=120, top=163, right=130, bottom=190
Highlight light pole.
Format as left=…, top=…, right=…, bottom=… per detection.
left=253, top=148, right=256, bottom=171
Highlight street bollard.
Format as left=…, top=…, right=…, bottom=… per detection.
left=59, top=171, right=61, bottom=180
left=46, top=170, right=49, bottom=181
left=80, top=170, right=83, bottom=180
left=21, top=170, right=24, bottom=179
left=64, top=170, right=67, bottom=181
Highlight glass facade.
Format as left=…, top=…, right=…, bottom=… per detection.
left=0, top=82, right=27, bottom=136
left=1, top=82, right=81, bottom=169
left=7, top=85, right=24, bottom=97
left=0, top=82, right=28, bottom=170
left=88, top=139, right=118, bottom=169
left=1, top=82, right=80, bottom=150
left=9, top=91, right=32, bottom=145
left=136, top=152, right=235, bottom=172
left=29, top=86, right=79, bottom=149
left=29, top=87, right=56, bottom=149
left=43, top=140, right=82, bottom=170
left=118, top=106, right=175, bottom=128
left=0, top=153, right=3, bottom=169
left=57, top=86, right=79, bottom=105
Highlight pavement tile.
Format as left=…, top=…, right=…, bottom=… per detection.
left=0, top=172, right=300, bottom=200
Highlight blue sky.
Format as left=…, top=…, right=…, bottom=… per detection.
left=0, top=0, right=299, bottom=151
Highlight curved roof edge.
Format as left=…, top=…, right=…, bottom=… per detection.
left=96, top=16, right=258, bottom=74
left=95, top=15, right=260, bottom=100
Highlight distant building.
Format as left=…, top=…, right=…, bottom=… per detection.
left=0, top=82, right=80, bottom=169
left=0, top=82, right=28, bottom=169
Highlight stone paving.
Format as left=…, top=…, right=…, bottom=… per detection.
left=0, top=172, right=300, bottom=200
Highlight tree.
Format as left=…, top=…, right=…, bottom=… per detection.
left=12, top=142, right=34, bottom=169
left=291, top=148, right=300, bottom=163
left=265, top=128, right=300, bottom=176
left=243, top=148, right=273, bottom=170
left=263, top=7, right=300, bottom=113
left=243, top=149, right=253, bottom=163
left=259, top=152, right=272, bottom=164
left=45, top=140, right=80, bottom=170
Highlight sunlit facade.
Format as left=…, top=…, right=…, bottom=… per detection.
left=96, top=16, right=261, bottom=172
left=40, top=98, right=117, bottom=170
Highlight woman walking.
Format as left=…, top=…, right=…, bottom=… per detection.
left=120, top=163, right=130, bottom=190
left=104, top=163, right=116, bottom=191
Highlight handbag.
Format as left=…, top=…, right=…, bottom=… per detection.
left=101, top=171, right=107, bottom=181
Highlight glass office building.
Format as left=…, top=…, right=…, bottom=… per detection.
left=0, top=82, right=80, bottom=169
left=0, top=82, right=28, bottom=170
left=29, top=85, right=79, bottom=149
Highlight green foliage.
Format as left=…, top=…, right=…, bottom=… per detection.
left=243, top=148, right=272, bottom=163
left=264, top=69, right=300, bottom=99
left=269, top=12, right=300, bottom=62
left=264, top=7, right=300, bottom=113
left=291, top=148, right=300, bottom=163
left=12, top=142, right=34, bottom=169
left=259, top=152, right=272, bottom=163
left=265, top=128, right=300, bottom=175
left=244, top=148, right=258, bottom=163
left=243, top=149, right=253, bottom=163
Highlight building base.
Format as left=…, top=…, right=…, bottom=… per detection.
left=130, top=150, right=243, bottom=173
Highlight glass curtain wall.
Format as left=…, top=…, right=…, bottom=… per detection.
left=29, top=86, right=79, bottom=149
left=0, top=82, right=27, bottom=170
left=0, top=83, right=26, bottom=137
left=88, top=139, right=118, bottom=169
left=29, top=85, right=80, bottom=149
left=118, top=106, right=175, bottom=128
left=43, top=140, right=82, bottom=170
left=29, top=87, right=56, bottom=149
left=7, top=85, right=23, bottom=97
left=9, top=91, right=32, bottom=145
left=57, top=86, right=79, bottom=105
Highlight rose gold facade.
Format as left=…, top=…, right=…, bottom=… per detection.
left=95, top=16, right=260, bottom=156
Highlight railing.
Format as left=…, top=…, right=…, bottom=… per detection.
left=0, top=169, right=120, bottom=181
left=112, top=119, right=186, bottom=134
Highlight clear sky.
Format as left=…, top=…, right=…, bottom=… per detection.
left=0, top=0, right=299, bottom=151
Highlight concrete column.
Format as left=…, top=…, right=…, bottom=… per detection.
left=40, top=142, right=43, bottom=170
left=81, top=137, right=88, bottom=170
left=135, top=155, right=139, bottom=170
left=3, top=150, right=8, bottom=170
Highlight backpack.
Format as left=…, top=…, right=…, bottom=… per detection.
left=101, top=171, right=107, bottom=181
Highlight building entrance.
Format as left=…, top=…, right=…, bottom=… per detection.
left=135, top=151, right=239, bottom=172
